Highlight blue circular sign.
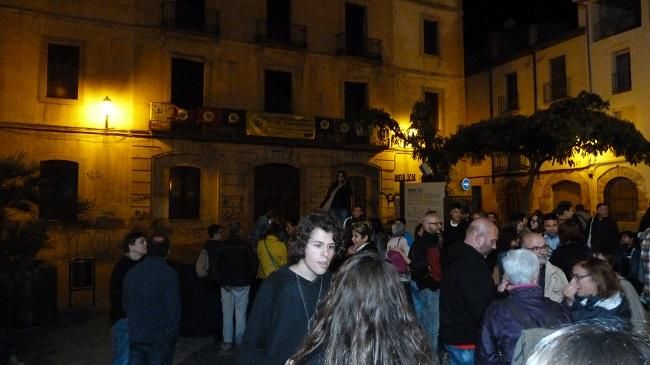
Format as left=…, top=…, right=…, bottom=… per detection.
left=461, top=178, right=471, bottom=191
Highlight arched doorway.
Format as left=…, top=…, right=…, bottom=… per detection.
left=254, top=164, right=300, bottom=221
left=503, top=180, right=524, bottom=219
left=552, top=180, right=582, bottom=208
left=335, top=163, right=380, bottom=219
left=605, top=177, right=638, bottom=222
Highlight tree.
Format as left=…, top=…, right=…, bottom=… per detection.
left=443, top=92, right=650, bottom=212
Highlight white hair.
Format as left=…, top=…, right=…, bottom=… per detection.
left=392, top=220, right=405, bottom=237
left=502, top=249, right=539, bottom=285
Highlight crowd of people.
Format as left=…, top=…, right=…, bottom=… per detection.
left=107, top=170, right=650, bottom=365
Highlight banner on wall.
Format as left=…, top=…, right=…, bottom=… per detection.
left=246, top=112, right=315, bottom=140
left=404, top=182, right=446, bottom=235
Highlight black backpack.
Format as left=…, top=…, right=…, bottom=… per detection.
left=205, top=242, right=222, bottom=283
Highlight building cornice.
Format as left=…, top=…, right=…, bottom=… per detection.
left=401, top=0, right=463, bottom=13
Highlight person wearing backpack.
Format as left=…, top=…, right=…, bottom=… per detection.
left=408, top=210, right=443, bottom=356
left=477, top=249, right=570, bottom=365
left=386, top=220, right=412, bottom=304
left=256, top=222, right=288, bottom=279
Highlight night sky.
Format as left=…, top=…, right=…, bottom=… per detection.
left=463, top=0, right=578, bottom=69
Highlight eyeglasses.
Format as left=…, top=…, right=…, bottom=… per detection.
left=307, top=241, right=336, bottom=251
left=426, top=221, right=442, bottom=225
left=572, top=273, right=592, bottom=280
left=524, top=245, right=549, bottom=253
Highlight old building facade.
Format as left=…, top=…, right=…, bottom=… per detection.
left=0, top=0, right=465, bottom=256
left=463, top=0, right=649, bottom=230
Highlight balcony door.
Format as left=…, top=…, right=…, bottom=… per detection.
left=267, top=0, right=291, bottom=42
left=345, top=3, right=366, bottom=55
left=175, top=0, right=205, bottom=32
left=254, top=164, right=300, bottom=222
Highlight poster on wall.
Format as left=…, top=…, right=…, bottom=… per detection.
left=404, top=182, right=446, bottom=235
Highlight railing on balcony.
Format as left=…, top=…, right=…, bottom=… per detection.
left=612, top=71, right=632, bottom=94
left=255, top=18, right=307, bottom=49
left=492, top=153, right=530, bottom=175
left=148, top=103, right=390, bottom=149
left=497, top=94, right=519, bottom=115
left=162, top=1, right=220, bottom=37
left=335, top=33, right=382, bottom=61
left=543, top=77, right=571, bottom=103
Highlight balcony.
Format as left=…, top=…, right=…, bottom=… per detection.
left=612, top=71, right=632, bottom=94
left=594, top=13, right=640, bottom=41
left=492, top=153, right=529, bottom=175
left=162, top=1, right=220, bottom=37
left=255, top=19, right=307, bottom=49
left=148, top=103, right=390, bottom=151
left=543, top=78, right=571, bottom=103
left=335, top=33, right=382, bottom=62
left=497, top=94, right=519, bottom=115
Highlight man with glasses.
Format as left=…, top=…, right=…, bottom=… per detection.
left=409, top=210, right=443, bottom=356
left=519, top=233, right=567, bottom=303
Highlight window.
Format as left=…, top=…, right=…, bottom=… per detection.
left=46, top=44, right=80, bottom=99
left=605, top=177, right=637, bottom=221
left=506, top=72, right=518, bottom=110
left=544, top=55, right=567, bottom=102
left=264, top=70, right=292, bottom=114
left=423, top=19, right=439, bottom=55
left=345, top=3, right=367, bottom=56
left=39, top=160, right=79, bottom=220
left=612, top=50, right=631, bottom=93
left=171, top=58, right=204, bottom=109
left=424, top=91, right=440, bottom=131
left=344, top=81, right=368, bottom=122
left=266, top=0, right=291, bottom=42
left=175, top=0, right=205, bottom=32
left=169, top=166, right=200, bottom=219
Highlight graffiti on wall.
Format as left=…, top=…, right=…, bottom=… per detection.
left=222, top=195, right=245, bottom=222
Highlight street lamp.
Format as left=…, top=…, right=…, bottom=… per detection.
left=102, top=96, right=113, bottom=129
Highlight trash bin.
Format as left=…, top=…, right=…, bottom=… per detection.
left=68, top=257, right=95, bottom=307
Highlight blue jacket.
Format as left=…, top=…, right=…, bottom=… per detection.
left=123, top=256, right=181, bottom=343
left=570, top=292, right=631, bottom=331
left=478, top=286, right=570, bottom=365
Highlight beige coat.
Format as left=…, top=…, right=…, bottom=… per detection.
left=544, top=261, right=568, bottom=303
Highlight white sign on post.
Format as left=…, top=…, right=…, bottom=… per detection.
left=404, top=182, right=446, bottom=236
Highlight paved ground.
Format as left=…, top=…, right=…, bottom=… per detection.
left=7, top=246, right=240, bottom=365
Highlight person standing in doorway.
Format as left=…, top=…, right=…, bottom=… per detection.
left=320, top=170, right=353, bottom=224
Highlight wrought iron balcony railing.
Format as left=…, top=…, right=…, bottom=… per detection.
left=162, top=1, right=220, bottom=37
left=335, top=33, right=382, bottom=61
left=255, top=18, right=307, bottom=49
left=542, top=77, right=571, bottom=103
left=497, top=94, right=519, bottom=115
left=492, top=153, right=530, bottom=175
left=612, top=71, right=632, bottom=94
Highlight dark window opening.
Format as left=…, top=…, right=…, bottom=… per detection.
left=506, top=72, right=518, bottom=110
left=424, top=91, right=440, bottom=131
left=175, top=0, right=205, bottom=32
left=613, top=51, right=631, bottom=93
left=169, top=166, right=200, bottom=219
left=40, top=160, right=79, bottom=220
left=345, top=3, right=367, bottom=56
left=344, top=82, right=368, bottom=123
left=550, top=55, right=567, bottom=100
left=423, top=20, right=439, bottom=55
left=264, top=70, right=292, bottom=114
left=46, top=44, right=80, bottom=99
left=267, top=0, right=291, bottom=42
left=171, top=58, right=204, bottom=109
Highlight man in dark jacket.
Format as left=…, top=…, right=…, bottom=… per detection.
left=442, top=203, right=468, bottom=254
left=123, top=234, right=180, bottom=364
left=109, top=231, right=147, bottom=365
left=440, top=218, right=498, bottom=364
left=586, top=203, right=619, bottom=254
left=214, top=222, right=257, bottom=351
left=409, top=211, right=443, bottom=354
left=478, top=249, right=570, bottom=364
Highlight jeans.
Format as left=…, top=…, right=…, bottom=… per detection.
left=129, top=339, right=176, bottom=365
left=111, top=318, right=129, bottom=365
left=221, top=286, right=250, bottom=345
left=410, top=281, right=422, bottom=316
left=444, top=344, right=475, bottom=365
left=416, top=288, right=439, bottom=354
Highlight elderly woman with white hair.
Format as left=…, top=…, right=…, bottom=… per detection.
left=478, top=249, right=571, bottom=365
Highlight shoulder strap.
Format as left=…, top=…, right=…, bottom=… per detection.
left=503, top=300, right=537, bottom=329
left=264, top=238, right=281, bottom=269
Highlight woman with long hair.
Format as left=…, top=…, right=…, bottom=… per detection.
left=562, top=257, right=631, bottom=330
left=288, top=251, right=434, bottom=365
